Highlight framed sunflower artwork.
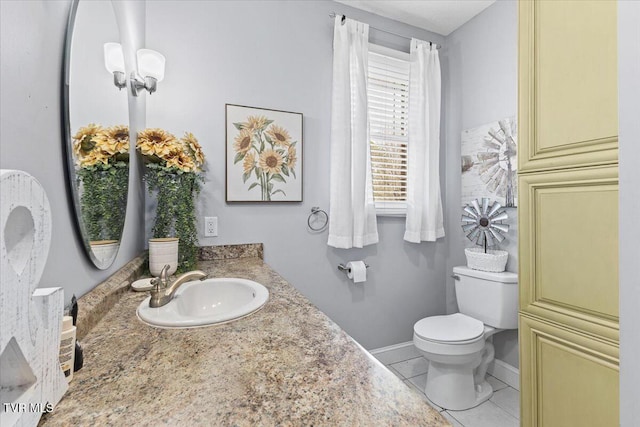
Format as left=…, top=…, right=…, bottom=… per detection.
left=225, top=104, right=303, bottom=202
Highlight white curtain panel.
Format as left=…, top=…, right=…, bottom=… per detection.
left=327, top=16, right=379, bottom=249
left=404, top=39, right=445, bottom=243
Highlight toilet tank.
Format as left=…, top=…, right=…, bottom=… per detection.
left=453, top=266, right=518, bottom=329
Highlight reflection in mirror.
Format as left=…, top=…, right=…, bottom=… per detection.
left=64, top=0, right=130, bottom=269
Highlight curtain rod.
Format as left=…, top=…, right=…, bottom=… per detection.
left=328, top=12, right=441, bottom=50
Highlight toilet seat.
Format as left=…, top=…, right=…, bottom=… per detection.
left=413, top=313, right=487, bottom=357
left=414, top=313, right=484, bottom=343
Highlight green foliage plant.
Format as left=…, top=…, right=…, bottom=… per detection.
left=72, top=123, right=130, bottom=243
left=137, top=128, right=206, bottom=273
left=77, top=162, right=128, bottom=241
left=144, top=164, right=203, bottom=272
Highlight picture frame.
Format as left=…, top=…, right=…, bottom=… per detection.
left=461, top=116, right=518, bottom=208
left=225, top=104, right=303, bottom=202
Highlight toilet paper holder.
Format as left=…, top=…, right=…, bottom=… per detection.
left=337, top=263, right=370, bottom=274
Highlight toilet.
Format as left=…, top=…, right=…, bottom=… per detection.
left=413, top=266, right=518, bottom=410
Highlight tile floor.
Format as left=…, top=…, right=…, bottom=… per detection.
left=374, top=346, right=520, bottom=427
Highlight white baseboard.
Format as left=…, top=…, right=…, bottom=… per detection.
left=488, top=359, right=520, bottom=390
left=369, top=341, right=414, bottom=355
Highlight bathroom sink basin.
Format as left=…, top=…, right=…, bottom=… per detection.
left=137, top=278, right=269, bottom=328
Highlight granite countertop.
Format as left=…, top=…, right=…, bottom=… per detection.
left=41, top=256, right=449, bottom=426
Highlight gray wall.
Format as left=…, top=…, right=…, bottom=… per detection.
left=618, top=1, right=640, bottom=425
left=2, top=0, right=636, bottom=415
left=145, top=0, right=447, bottom=350
left=70, top=1, right=128, bottom=131
left=443, top=1, right=519, bottom=367
left=0, top=0, right=146, bottom=300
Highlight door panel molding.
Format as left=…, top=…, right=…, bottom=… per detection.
left=520, top=314, right=619, bottom=427
left=518, top=0, right=618, bottom=173
left=519, top=165, right=619, bottom=342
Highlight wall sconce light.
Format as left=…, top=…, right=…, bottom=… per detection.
left=103, top=42, right=126, bottom=90
left=130, top=49, right=165, bottom=96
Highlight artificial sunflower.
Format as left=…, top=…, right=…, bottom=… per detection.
left=246, top=115, right=268, bottom=132
left=266, top=124, right=291, bottom=147
left=180, top=132, right=205, bottom=168
left=137, top=128, right=179, bottom=160
left=234, top=129, right=253, bottom=154
left=243, top=151, right=255, bottom=174
left=80, top=149, right=110, bottom=167
left=287, top=146, right=297, bottom=170
left=94, top=125, right=129, bottom=156
left=73, top=123, right=102, bottom=158
left=165, top=150, right=196, bottom=173
left=258, top=149, right=283, bottom=175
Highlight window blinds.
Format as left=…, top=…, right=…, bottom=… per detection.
left=367, top=45, right=410, bottom=214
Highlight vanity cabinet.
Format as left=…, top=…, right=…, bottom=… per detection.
left=518, top=1, right=619, bottom=425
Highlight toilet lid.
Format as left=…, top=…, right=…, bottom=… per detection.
left=414, top=313, right=484, bottom=343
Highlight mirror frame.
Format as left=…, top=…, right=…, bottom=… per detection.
left=62, top=0, right=130, bottom=269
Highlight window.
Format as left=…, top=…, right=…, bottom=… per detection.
left=367, top=44, right=410, bottom=216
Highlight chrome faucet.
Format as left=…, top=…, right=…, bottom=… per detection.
left=149, top=264, right=208, bottom=308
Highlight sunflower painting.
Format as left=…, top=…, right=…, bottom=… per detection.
left=226, top=104, right=303, bottom=202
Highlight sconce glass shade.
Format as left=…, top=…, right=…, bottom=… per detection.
left=137, top=49, right=165, bottom=82
left=103, top=42, right=125, bottom=73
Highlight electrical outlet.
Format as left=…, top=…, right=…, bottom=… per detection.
left=204, top=217, right=218, bottom=237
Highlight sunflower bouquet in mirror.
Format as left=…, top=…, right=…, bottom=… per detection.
left=136, top=128, right=205, bottom=272
left=72, top=123, right=129, bottom=242
left=232, top=115, right=297, bottom=201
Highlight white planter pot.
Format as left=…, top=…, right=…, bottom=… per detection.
left=465, top=247, right=509, bottom=272
left=89, top=240, right=120, bottom=266
left=149, top=237, right=179, bottom=276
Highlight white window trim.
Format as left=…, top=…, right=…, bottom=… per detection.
left=373, top=201, right=407, bottom=217
left=369, top=43, right=410, bottom=61
left=368, top=43, right=410, bottom=217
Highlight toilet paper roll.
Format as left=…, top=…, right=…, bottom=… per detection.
left=346, top=261, right=367, bottom=283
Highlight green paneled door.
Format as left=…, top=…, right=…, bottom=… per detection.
left=518, top=1, right=619, bottom=425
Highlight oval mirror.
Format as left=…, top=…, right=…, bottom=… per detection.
left=63, top=0, right=130, bottom=269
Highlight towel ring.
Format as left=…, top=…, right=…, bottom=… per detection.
left=308, top=207, right=328, bottom=231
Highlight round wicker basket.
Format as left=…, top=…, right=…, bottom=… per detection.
left=465, top=247, right=508, bottom=272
